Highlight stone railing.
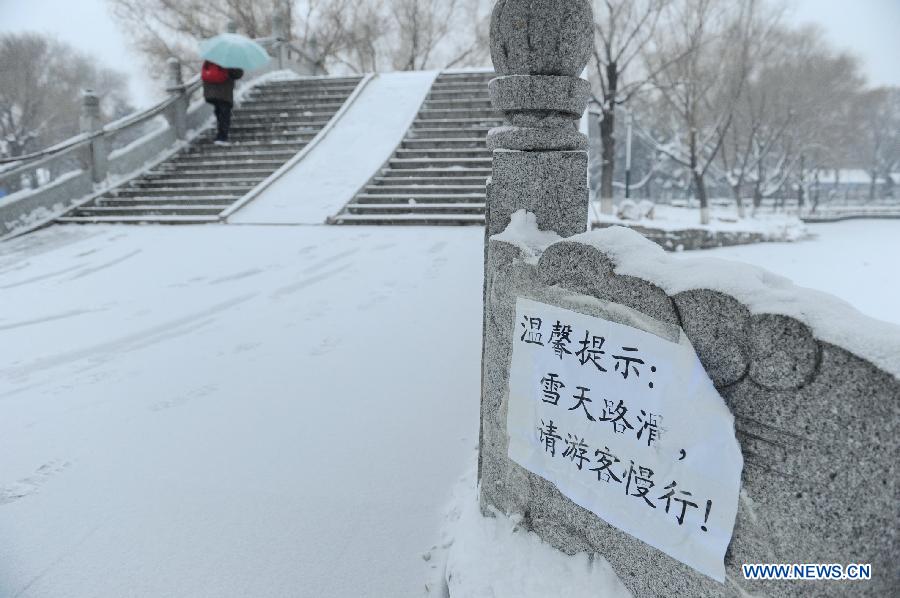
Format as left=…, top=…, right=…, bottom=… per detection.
left=0, top=19, right=323, bottom=237
left=479, top=214, right=900, bottom=597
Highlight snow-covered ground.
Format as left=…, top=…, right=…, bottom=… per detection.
left=1, top=218, right=897, bottom=597
left=680, top=219, right=900, bottom=325
left=0, top=224, right=482, bottom=597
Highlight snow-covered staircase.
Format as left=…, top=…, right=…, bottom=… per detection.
left=57, top=76, right=362, bottom=224
left=331, top=71, right=501, bottom=225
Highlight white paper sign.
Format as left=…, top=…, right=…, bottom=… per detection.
left=507, top=297, right=743, bottom=582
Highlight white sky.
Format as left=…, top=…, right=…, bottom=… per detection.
left=1, top=0, right=898, bottom=108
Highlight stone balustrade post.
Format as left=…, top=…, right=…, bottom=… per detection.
left=484, top=0, right=594, bottom=239
left=79, top=89, right=108, bottom=184
left=271, top=13, right=288, bottom=70
left=165, top=58, right=189, bottom=141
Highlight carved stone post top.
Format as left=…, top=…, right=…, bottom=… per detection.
left=80, top=89, right=101, bottom=133
left=490, top=0, right=593, bottom=76
left=81, top=89, right=100, bottom=113
left=166, top=57, right=184, bottom=89
left=487, top=0, right=594, bottom=152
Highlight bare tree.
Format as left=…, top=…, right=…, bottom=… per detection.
left=643, top=0, right=752, bottom=224
left=109, top=0, right=491, bottom=77
left=851, top=87, right=900, bottom=201
left=590, top=0, right=670, bottom=214
left=108, top=0, right=293, bottom=83
left=0, top=33, right=131, bottom=161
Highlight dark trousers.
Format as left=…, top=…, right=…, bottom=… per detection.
left=208, top=99, right=233, bottom=141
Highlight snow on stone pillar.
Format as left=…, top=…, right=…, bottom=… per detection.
left=485, top=0, right=594, bottom=238
left=79, top=89, right=108, bottom=184
left=165, top=58, right=189, bottom=141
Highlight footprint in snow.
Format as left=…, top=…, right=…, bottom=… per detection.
left=0, top=460, right=72, bottom=506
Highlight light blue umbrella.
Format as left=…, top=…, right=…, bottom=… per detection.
left=200, top=33, right=271, bottom=71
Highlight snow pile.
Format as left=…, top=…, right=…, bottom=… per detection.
left=493, top=210, right=561, bottom=263
left=440, top=461, right=631, bottom=598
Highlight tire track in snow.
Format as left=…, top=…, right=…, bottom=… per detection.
left=67, top=249, right=142, bottom=280
left=0, top=293, right=258, bottom=381
left=208, top=268, right=265, bottom=285
left=0, top=308, right=104, bottom=332
left=0, top=264, right=84, bottom=289
left=301, top=247, right=360, bottom=275
left=271, top=264, right=352, bottom=299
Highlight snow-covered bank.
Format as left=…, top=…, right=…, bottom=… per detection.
left=0, top=224, right=481, bottom=598
left=681, top=219, right=900, bottom=326
left=593, top=203, right=807, bottom=250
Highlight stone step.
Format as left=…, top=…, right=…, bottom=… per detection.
left=333, top=213, right=485, bottom=225
left=247, top=87, right=357, bottom=102
left=423, top=98, right=494, bottom=110
left=193, top=134, right=314, bottom=145
left=418, top=108, right=501, bottom=120
left=413, top=117, right=505, bottom=129
left=426, top=89, right=493, bottom=101
left=395, top=148, right=491, bottom=160
left=429, top=82, right=493, bottom=92
left=260, top=76, right=361, bottom=88
left=71, top=205, right=225, bottom=217
left=365, top=183, right=486, bottom=194
left=230, top=109, right=340, bottom=122
left=401, top=137, right=487, bottom=149
left=144, top=168, right=275, bottom=179
left=388, top=157, right=492, bottom=169
left=344, top=203, right=486, bottom=214
left=56, top=215, right=221, bottom=224
left=258, top=83, right=361, bottom=94
left=406, top=127, right=494, bottom=140
left=436, top=71, right=494, bottom=79
left=129, top=178, right=258, bottom=188
left=173, top=149, right=298, bottom=161
left=235, top=101, right=345, bottom=114
left=157, top=160, right=284, bottom=171
left=240, top=90, right=352, bottom=102
left=379, top=167, right=491, bottom=179
left=96, top=197, right=236, bottom=206
left=225, top=120, right=329, bottom=131
left=433, top=76, right=495, bottom=86
left=107, top=187, right=246, bottom=198
left=355, top=193, right=485, bottom=204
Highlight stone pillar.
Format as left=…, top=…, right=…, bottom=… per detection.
left=226, top=20, right=238, bottom=34
left=165, top=58, right=189, bottom=140
left=485, top=0, right=594, bottom=239
left=79, top=89, right=108, bottom=184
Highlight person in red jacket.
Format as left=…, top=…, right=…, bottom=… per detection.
left=202, top=61, right=244, bottom=145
